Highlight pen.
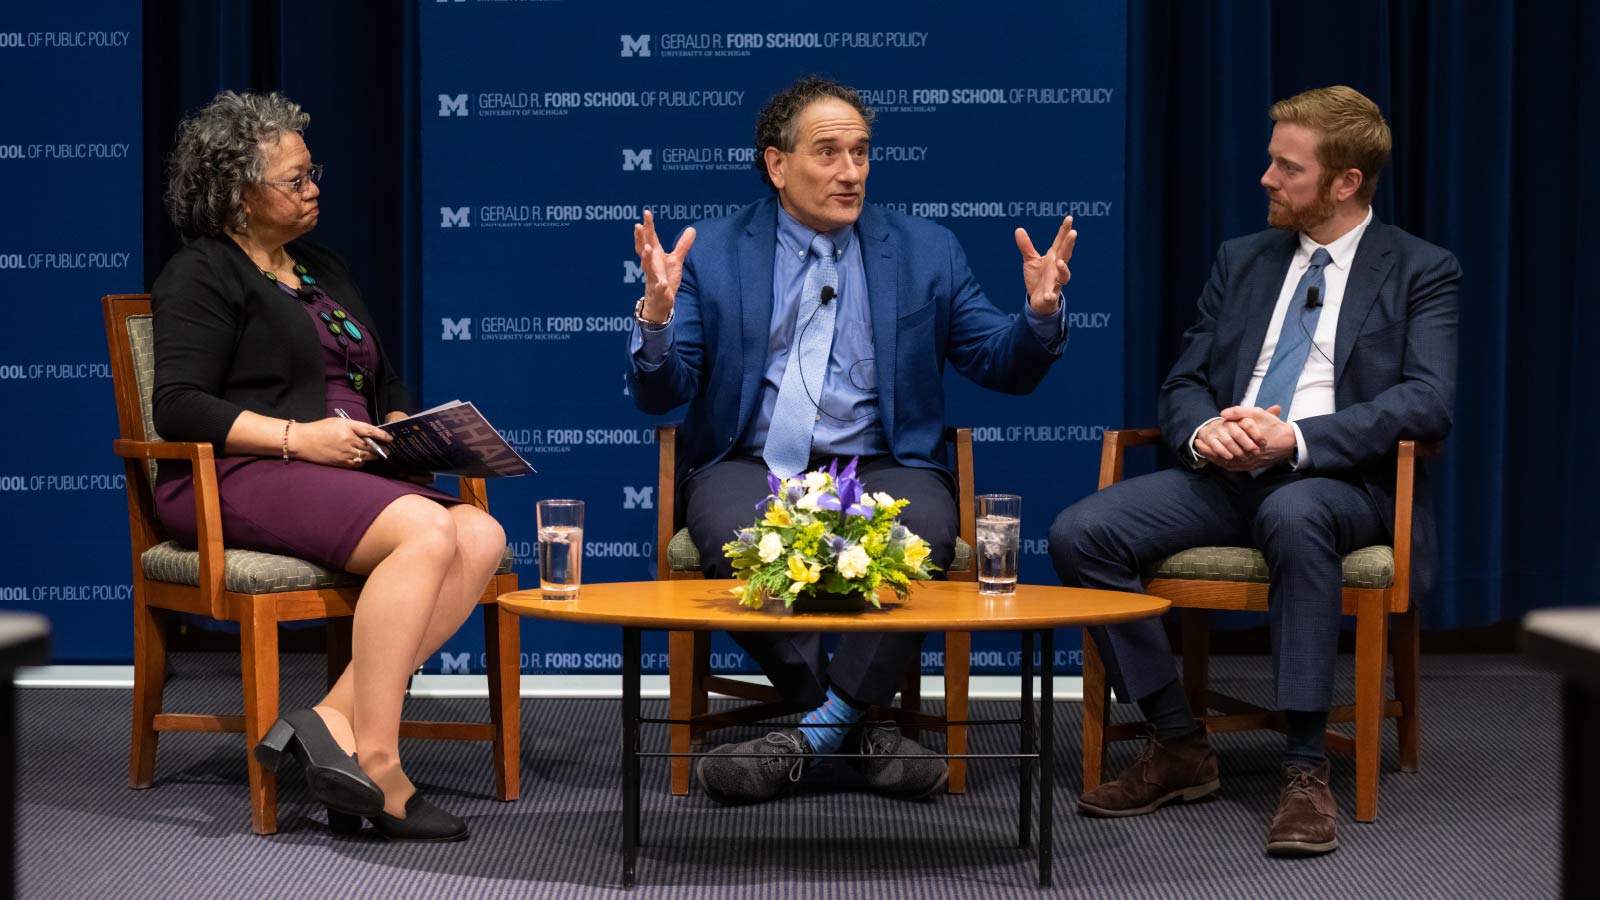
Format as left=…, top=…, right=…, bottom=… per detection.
left=335, top=407, right=389, bottom=459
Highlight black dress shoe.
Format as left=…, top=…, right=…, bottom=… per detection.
left=254, top=708, right=383, bottom=817
left=327, top=792, right=469, bottom=842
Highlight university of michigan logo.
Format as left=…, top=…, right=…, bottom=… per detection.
left=621, top=148, right=653, bottom=171
left=619, top=34, right=651, bottom=57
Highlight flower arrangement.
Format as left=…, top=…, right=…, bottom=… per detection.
left=723, top=458, right=937, bottom=609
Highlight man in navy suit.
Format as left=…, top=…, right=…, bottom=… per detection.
left=1049, top=85, right=1459, bottom=854
left=628, top=76, right=1076, bottom=805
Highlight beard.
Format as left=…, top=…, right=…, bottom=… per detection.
left=1265, top=181, right=1337, bottom=233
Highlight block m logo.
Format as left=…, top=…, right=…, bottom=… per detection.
left=623, top=260, right=644, bottom=283
left=440, top=318, right=472, bottom=341
left=439, top=652, right=473, bottom=675
left=437, top=93, right=469, bottom=117
left=440, top=206, right=470, bottom=228
left=621, top=148, right=653, bottom=171
left=623, top=486, right=655, bottom=510
left=619, top=34, right=651, bottom=57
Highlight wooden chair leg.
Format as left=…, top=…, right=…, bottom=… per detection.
left=669, top=631, right=697, bottom=796
left=325, top=617, right=353, bottom=691
left=239, top=599, right=281, bottom=835
left=944, top=632, right=970, bottom=794
left=1353, top=592, right=1388, bottom=822
left=1181, top=609, right=1210, bottom=715
left=900, top=647, right=923, bottom=741
left=484, top=595, right=521, bottom=801
left=1081, top=630, right=1109, bottom=790
left=128, top=595, right=164, bottom=789
left=1392, top=605, right=1421, bottom=773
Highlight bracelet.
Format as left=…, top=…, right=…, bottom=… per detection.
left=281, top=419, right=295, bottom=461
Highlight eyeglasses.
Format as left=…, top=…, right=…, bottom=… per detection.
left=261, top=163, right=324, bottom=195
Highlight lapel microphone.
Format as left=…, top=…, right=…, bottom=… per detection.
left=820, top=285, right=836, bottom=305
left=1306, top=285, right=1322, bottom=309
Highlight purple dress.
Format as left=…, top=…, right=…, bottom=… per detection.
left=154, top=282, right=460, bottom=570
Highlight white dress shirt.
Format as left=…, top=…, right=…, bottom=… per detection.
left=1192, top=206, right=1374, bottom=469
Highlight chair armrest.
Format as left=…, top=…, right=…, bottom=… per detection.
left=1097, top=428, right=1162, bottom=489
left=656, top=423, right=679, bottom=580
left=114, top=439, right=229, bottom=619
left=1390, top=439, right=1445, bottom=611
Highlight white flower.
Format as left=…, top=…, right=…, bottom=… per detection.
left=873, top=491, right=897, bottom=508
left=803, top=471, right=829, bottom=491
left=757, top=532, right=784, bottom=563
left=837, top=545, right=872, bottom=579
left=796, top=490, right=823, bottom=510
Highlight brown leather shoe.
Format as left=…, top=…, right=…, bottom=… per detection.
left=1265, top=761, right=1340, bottom=856
left=1078, top=726, right=1220, bottom=817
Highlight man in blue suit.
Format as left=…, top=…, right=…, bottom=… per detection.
left=1048, top=85, right=1459, bottom=855
left=628, top=76, right=1077, bottom=805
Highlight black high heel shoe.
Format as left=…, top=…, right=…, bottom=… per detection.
left=254, top=708, right=384, bottom=817
left=326, top=792, right=468, bottom=842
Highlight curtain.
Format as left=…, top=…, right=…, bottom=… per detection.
left=1126, top=0, right=1600, bottom=627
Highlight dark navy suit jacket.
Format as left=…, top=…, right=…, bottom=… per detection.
left=629, top=197, right=1064, bottom=483
left=1158, top=219, right=1461, bottom=595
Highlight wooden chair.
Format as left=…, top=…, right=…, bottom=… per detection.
left=104, top=294, right=522, bottom=834
left=1082, top=427, right=1437, bottom=822
left=656, top=424, right=977, bottom=795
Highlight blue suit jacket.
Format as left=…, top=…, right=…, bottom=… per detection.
left=630, top=197, right=1064, bottom=483
left=1158, top=219, right=1461, bottom=595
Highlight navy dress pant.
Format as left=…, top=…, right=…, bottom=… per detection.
left=683, top=455, right=957, bottom=709
left=1047, top=465, right=1387, bottom=712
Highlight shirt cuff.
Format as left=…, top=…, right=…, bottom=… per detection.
left=628, top=319, right=672, bottom=372
left=1290, top=421, right=1309, bottom=470
left=1023, top=295, right=1067, bottom=354
left=1187, top=416, right=1223, bottom=467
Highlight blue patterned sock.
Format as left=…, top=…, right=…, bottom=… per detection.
left=798, top=686, right=867, bottom=755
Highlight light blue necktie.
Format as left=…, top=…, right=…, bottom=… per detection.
left=1253, top=247, right=1332, bottom=420
left=762, top=234, right=839, bottom=478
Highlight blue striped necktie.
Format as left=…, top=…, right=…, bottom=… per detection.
left=1254, top=247, right=1332, bottom=420
left=762, top=234, right=839, bottom=478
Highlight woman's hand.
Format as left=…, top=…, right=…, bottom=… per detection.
left=289, top=417, right=393, bottom=468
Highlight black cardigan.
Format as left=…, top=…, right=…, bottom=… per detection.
left=150, top=235, right=414, bottom=450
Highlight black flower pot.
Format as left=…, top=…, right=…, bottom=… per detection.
left=789, top=590, right=869, bottom=612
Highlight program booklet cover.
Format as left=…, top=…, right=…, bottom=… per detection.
left=376, top=400, right=535, bottom=478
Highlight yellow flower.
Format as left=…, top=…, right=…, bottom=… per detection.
left=904, top=538, right=930, bottom=567
left=762, top=506, right=792, bottom=527
left=787, top=554, right=821, bottom=584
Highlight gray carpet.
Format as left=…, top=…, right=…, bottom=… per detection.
left=15, top=654, right=1561, bottom=899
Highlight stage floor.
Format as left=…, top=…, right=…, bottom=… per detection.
left=14, top=653, right=1559, bottom=899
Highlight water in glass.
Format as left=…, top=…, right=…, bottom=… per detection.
left=976, top=513, right=1020, bottom=594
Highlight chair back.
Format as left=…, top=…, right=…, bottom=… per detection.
left=102, top=294, right=162, bottom=497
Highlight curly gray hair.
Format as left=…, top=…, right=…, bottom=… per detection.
left=163, top=91, right=310, bottom=240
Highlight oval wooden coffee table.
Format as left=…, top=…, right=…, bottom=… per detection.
left=500, top=579, right=1168, bottom=888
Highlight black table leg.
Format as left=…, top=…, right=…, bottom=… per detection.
left=1039, top=628, right=1055, bottom=888
left=622, top=626, right=641, bottom=888
left=1019, top=629, right=1034, bottom=848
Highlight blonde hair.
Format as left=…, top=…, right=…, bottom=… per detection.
left=1270, top=85, right=1391, bottom=204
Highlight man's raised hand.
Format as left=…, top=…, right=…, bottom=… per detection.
left=1015, top=215, right=1076, bottom=314
left=632, top=209, right=696, bottom=323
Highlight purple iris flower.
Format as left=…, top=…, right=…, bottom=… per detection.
left=831, top=458, right=872, bottom=518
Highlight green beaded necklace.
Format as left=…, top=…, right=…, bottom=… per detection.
left=260, top=261, right=371, bottom=392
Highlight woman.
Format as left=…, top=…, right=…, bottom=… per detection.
left=151, top=91, right=505, bottom=842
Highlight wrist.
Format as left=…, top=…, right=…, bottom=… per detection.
left=635, top=295, right=673, bottom=327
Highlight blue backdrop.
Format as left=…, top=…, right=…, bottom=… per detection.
left=4, top=1, right=1592, bottom=667
left=0, top=3, right=141, bottom=660
left=420, top=0, right=1126, bottom=675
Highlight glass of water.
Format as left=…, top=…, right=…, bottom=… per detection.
left=536, top=499, right=584, bottom=600
left=975, top=494, right=1020, bottom=595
